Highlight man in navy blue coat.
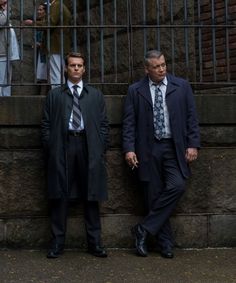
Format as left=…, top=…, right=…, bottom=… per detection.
left=123, top=50, right=200, bottom=258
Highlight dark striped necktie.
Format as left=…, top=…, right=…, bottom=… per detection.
left=72, top=85, right=82, bottom=130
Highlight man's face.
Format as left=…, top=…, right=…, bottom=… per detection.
left=145, top=55, right=167, bottom=83
left=0, top=0, right=7, bottom=9
left=37, top=5, right=46, bottom=19
left=65, top=57, right=85, bottom=84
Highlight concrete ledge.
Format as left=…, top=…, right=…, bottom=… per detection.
left=0, top=95, right=235, bottom=125
left=0, top=126, right=235, bottom=149
left=0, top=97, right=43, bottom=125
left=196, top=94, right=236, bottom=124
left=209, top=215, right=236, bottom=247
left=0, top=214, right=235, bottom=248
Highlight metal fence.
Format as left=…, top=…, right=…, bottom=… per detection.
left=1, top=0, right=236, bottom=93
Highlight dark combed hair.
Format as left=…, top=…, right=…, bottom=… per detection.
left=65, top=52, right=86, bottom=66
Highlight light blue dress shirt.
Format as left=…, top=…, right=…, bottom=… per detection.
left=149, top=76, right=172, bottom=138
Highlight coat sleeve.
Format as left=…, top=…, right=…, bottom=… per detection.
left=185, top=82, right=201, bottom=148
left=41, top=92, right=52, bottom=151
left=49, top=2, right=60, bottom=26
left=0, top=10, right=7, bottom=26
left=50, top=2, right=71, bottom=26
left=99, top=91, right=110, bottom=151
left=122, top=85, right=136, bottom=153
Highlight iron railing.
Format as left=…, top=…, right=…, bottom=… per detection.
left=1, top=0, right=236, bottom=92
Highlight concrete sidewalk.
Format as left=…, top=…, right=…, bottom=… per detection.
left=1, top=248, right=236, bottom=283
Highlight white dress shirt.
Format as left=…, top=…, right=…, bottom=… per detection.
left=68, top=80, right=84, bottom=131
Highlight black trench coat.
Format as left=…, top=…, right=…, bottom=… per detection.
left=41, top=84, right=109, bottom=201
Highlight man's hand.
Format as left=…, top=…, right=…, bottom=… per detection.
left=23, top=19, right=33, bottom=25
left=125, top=152, right=139, bottom=169
left=185, top=148, right=198, bottom=162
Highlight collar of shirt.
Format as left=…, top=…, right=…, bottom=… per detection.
left=149, top=76, right=168, bottom=106
left=67, top=80, right=83, bottom=96
left=148, top=76, right=168, bottom=89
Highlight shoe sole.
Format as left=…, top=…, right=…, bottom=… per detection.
left=47, top=254, right=60, bottom=259
left=46, top=250, right=63, bottom=259
left=88, top=249, right=108, bottom=258
left=89, top=253, right=108, bottom=258
left=160, top=253, right=174, bottom=259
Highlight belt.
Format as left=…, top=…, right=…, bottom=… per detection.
left=155, top=137, right=173, bottom=142
left=68, top=130, right=85, bottom=137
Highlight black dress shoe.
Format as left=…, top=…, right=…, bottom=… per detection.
left=47, top=244, right=64, bottom=259
left=131, top=224, right=148, bottom=257
left=88, top=245, right=108, bottom=258
left=160, top=249, right=174, bottom=259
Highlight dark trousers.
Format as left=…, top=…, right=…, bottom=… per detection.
left=141, top=139, right=185, bottom=248
left=49, top=133, right=102, bottom=248
left=49, top=199, right=101, bottom=247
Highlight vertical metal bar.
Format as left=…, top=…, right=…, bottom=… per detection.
left=127, top=0, right=133, bottom=82
left=211, top=0, right=217, bottom=81
left=100, top=0, right=104, bottom=83
left=169, top=0, right=175, bottom=74
left=197, top=0, right=203, bottom=82
left=60, top=0, right=64, bottom=85
left=19, top=0, right=24, bottom=85
left=156, top=0, right=161, bottom=50
left=113, top=0, right=117, bottom=82
left=86, top=0, right=91, bottom=82
left=143, top=0, right=147, bottom=56
left=72, top=0, right=77, bottom=52
left=46, top=0, right=51, bottom=83
left=6, top=0, right=10, bottom=86
left=33, top=0, right=37, bottom=84
left=6, top=1, right=11, bottom=85
left=225, top=0, right=230, bottom=82
left=184, top=0, right=189, bottom=79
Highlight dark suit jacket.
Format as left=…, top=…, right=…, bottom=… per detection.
left=41, top=83, right=109, bottom=200
left=122, top=74, right=200, bottom=181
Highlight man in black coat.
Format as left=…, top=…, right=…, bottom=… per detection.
left=42, top=52, right=109, bottom=258
left=123, top=50, right=200, bottom=258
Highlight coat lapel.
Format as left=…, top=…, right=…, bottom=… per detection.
left=166, top=74, right=179, bottom=97
left=137, top=77, right=153, bottom=107
left=78, top=84, right=89, bottom=125
left=63, top=85, right=73, bottom=128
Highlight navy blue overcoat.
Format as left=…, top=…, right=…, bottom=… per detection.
left=122, top=74, right=200, bottom=181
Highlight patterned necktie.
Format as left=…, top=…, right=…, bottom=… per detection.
left=72, top=85, right=82, bottom=130
left=153, top=83, right=166, bottom=139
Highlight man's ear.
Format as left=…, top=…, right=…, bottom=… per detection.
left=144, top=66, right=148, bottom=74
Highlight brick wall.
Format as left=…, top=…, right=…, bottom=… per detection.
left=196, top=0, right=236, bottom=82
